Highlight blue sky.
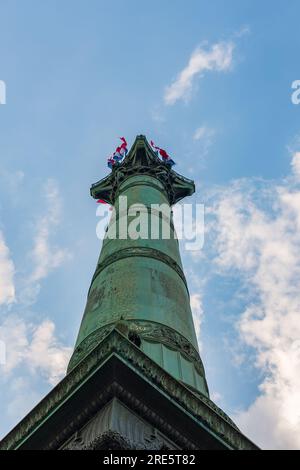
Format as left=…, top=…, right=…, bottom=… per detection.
left=1, top=0, right=300, bottom=449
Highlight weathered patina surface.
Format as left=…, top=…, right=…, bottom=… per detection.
left=0, top=328, right=258, bottom=450
left=68, top=135, right=208, bottom=396
left=0, top=135, right=259, bottom=450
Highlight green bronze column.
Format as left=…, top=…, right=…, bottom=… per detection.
left=68, top=135, right=209, bottom=397
left=0, top=134, right=258, bottom=451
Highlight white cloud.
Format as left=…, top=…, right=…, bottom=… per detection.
left=0, top=175, right=72, bottom=435
left=233, top=25, right=251, bottom=39
left=291, top=151, right=300, bottom=181
left=207, top=155, right=300, bottom=449
left=0, top=314, right=72, bottom=385
left=193, top=126, right=216, bottom=159
left=0, top=173, right=69, bottom=297
left=190, top=293, right=203, bottom=347
left=150, top=105, right=166, bottom=124
left=0, top=315, right=28, bottom=373
left=30, top=179, right=71, bottom=283
left=193, top=126, right=215, bottom=141
left=0, top=169, right=24, bottom=194
left=164, top=41, right=234, bottom=105
left=210, top=390, right=223, bottom=404
left=26, top=320, right=72, bottom=385
left=0, top=231, right=15, bottom=305
left=5, top=377, right=40, bottom=422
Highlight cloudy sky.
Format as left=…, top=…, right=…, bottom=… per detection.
left=0, top=0, right=300, bottom=449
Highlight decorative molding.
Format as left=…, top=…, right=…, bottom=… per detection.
left=49, top=383, right=192, bottom=451
left=89, top=247, right=188, bottom=295
left=110, top=205, right=177, bottom=232
left=0, top=330, right=257, bottom=451
left=64, top=431, right=173, bottom=451
left=68, top=324, right=114, bottom=372
left=68, top=321, right=206, bottom=380
left=112, top=166, right=175, bottom=205
left=61, top=398, right=177, bottom=450
left=90, top=136, right=195, bottom=206
left=126, top=321, right=206, bottom=378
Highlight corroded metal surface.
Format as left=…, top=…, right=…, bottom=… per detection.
left=68, top=320, right=209, bottom=397
left=0, top=329, right=258, bottom=450
left=0, top=135, right=259, bottom=451
left=69, top=135, right=207, bottom=395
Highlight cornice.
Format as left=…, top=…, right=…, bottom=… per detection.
left=90, top=136, right=195, bottom=205
left=0, top=329, right=258, bottom=451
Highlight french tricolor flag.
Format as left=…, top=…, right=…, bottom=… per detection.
left=150, top=140, right=175, bottom=166
left=96, top=199, right=112, bottom=211
left=119, top=137, right=128, bottom=156
left=107, top=157, right=115, bottom=169
left=112, top=137, right=128, bottom=162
